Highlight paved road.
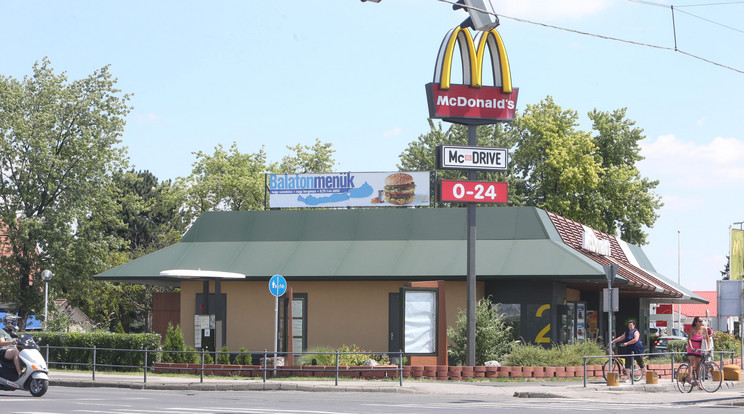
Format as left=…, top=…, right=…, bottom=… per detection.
left=1, top=386, right=743, bottom=414
left=0, top=370, right=736, bottom=413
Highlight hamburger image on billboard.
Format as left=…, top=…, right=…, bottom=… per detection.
left=384, top=173, right=416, bottom=205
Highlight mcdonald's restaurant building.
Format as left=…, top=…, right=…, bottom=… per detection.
left=95, top=207, right=705, bottom=360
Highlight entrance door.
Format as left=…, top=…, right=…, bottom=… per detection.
left=388, top=293, right=400, bottom=354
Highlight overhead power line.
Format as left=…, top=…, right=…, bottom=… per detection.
left=627, top=0, right=744, bottom=35
left=437, top=0, right=743, bottom=74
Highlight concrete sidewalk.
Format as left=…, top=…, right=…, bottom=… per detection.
left=48, top=370, right=744, bottom=405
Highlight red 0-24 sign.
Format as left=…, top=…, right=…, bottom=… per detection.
left=439, top=180, right=508, bottom=203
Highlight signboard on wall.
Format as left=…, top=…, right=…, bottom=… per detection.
left=267, top=171, right=430, bottom=208
left=401, top=288, right=437, bottom=355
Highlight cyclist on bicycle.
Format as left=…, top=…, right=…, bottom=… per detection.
left=685, top=316, right=711, bottom=388
left=610, top=319, right=646, bottom=382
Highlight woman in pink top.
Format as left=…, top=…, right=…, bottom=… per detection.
left=685, top=316, right=710, bottom=388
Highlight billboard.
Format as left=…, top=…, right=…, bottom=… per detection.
left=267, top=171, right=430, bottom=209
left=732, top=228, right=744, bottom=280
left=425, top=26, right=518, bottom=125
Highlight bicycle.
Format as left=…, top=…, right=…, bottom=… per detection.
left=675, top=351, right=722, bottom=393
left=602, top=345, right=643, bottom=382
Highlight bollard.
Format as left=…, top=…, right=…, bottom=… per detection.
left=646, top=371, right=658, bottom=384
left=724, top=364, right=742, bottom=381
left=606, top=372, right=619, bottom=386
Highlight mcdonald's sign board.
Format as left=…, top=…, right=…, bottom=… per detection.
left=425, top=26, right=518, bottom=125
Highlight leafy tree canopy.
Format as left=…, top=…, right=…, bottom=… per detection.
left=398, top=96, right=662, bottom=244
left=0, top=58, right=131, bottom=323
left=182, top=139, right=336, bottom=214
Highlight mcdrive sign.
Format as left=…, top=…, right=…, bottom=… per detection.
left=437, top=145, right=508, bottom=171
left=425, top=26, right=518, bottom=125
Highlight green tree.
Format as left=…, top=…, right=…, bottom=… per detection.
left=98, top=170, right=188, bottom=333
left=400, top=96, right=662, bottom=245
left=721, top=255, right=730, bottom=280
left=111, top=169, right=190, bottom=254
left=183, top=140, right=337, bottom=214
left=448, top=297, right=513, bottom=365
left=512, top=96, right=603, bottom=226
left=275, top=138, right=336, bottom=174
left=49, top=169, right=187, bottom=333
left=182, top=142, right=269, bottom=213
left=588, top=108, right=662, bottom=244
left=0, top=58, right=131, bottom=324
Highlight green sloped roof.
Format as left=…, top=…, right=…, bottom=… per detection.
left=93, top=207, right=609, bottom=282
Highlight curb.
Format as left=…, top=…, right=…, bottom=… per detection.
left=50, top=379, right=415, bottom=393
left=513, top=391, right=566, bottom=398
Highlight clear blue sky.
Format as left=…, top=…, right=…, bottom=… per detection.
left=2, top=0, right=742, bottom=292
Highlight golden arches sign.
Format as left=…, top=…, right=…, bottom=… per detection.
left=425, top=26, right=518, bottom=125
left=433, top=26, right=513, bottom=93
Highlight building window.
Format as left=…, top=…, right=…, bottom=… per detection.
left=282, top=293, right=307, bottom=353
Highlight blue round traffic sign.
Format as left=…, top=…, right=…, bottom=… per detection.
left=268, top=274, right=287, bottom=297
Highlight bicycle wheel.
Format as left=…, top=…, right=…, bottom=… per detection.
left=700, top=361, right=722, bottom=393
left=628, top=358, right=643, bottom=382
left=602, top=359, right=624, bottom=381
left=676, top=363, right=693, bottom=393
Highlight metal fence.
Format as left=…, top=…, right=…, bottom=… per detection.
left=42, top=345, right=405, bottom=386
left=581, top=350, right=737, bottom=387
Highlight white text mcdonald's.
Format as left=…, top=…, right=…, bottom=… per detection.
left=425, top=26, right=518, bottom=125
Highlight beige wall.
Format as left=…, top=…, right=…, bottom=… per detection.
left=180, top=279, right=484, bottom=353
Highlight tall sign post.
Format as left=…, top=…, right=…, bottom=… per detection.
left=269, top=274, right=287, bottom=372
left=603, top=264, right=618, bottom=372
left=427, top=18, right=518, bottom=365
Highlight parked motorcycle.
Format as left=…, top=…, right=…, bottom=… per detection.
left=0, top=316, right=49, bottom=397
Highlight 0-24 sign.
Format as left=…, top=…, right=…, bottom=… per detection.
left=440, top=180, right=508, bottom=203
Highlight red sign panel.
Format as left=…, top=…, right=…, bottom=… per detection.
left=439, top=180, right=508, bottom=203
left=426, top=83, right=518, bottom=125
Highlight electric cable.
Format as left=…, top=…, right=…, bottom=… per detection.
left=436, top=0, right=743, bottom=74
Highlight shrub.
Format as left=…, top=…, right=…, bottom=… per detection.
left=184, top=347, right=200, bottom=364
left=667, top=339, right=687, bottom=362
left=713, top=331, right=741, bottom=358
left=161, top=323, right=187, bottom=363
left=234, top=347, right=253, bottom=365
left=217, top=346, right=231, bottom=364
left=504, top=341, right=605, bottom=366
left=298, top=345, right=336, bottom=366
left=33, top=331, right=160, bottom=371
left=298, top=345, right=390, bottom=366
left=203, top=352, right=214, bottom=365
left=447, top=297, right=514, bottom=365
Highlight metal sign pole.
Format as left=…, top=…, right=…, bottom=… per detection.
left=274, top=295, right=279, bottom=376
left=740, top=280, right=743, bottom=369
left=268, top=274, right=287, bottom=376
left=466, top=124, right=477, bottom=367
left=604, top=264, right=617, bottom=373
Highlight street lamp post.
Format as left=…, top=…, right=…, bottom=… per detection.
left=41, top=270, right=54, bottom=330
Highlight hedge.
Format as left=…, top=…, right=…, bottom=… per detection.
left=33, top=331, right=161, bottom=371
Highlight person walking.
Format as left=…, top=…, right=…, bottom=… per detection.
left=610, top=319, right=647, bottom=383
